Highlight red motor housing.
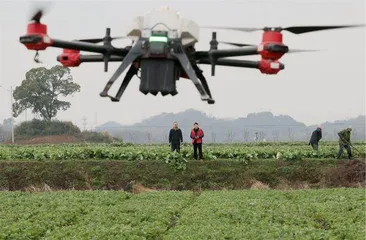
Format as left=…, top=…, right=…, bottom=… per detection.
left=258, top=30, right=288, bottom=60
left=58, top=49, right=81, bottom=67
left=20, top=23, right=53, bottom=50
left=259, top=59, right=284, bottom=75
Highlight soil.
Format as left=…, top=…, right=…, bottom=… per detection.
left=6, top=135, right=82, bottom=145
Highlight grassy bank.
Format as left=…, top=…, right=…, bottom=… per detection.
left=0, top=159, right=364, bottom=191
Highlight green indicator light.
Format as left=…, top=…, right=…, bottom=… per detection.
left=149, top=36, right=168, bottom=43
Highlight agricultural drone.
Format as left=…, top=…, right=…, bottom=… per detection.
left=19, top=6, right=365, bottom=104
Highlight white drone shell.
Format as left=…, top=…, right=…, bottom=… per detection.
left=126, top=6, right=199, bottom=46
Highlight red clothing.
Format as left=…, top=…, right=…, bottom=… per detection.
left=190, top=128, right=204, bottom=144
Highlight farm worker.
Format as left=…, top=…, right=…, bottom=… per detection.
left=169, top=121, right=183, bottom=153
left=190, top=122, right=204, bottom=160
left=336, top=127, right=353, bottom=159
left=308, top=127, right=322, bottom=150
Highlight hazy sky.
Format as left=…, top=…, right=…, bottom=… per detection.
left=0, top=0, right=365, bottom=129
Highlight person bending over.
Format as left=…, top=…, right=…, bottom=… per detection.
left=309, top=127, right=322, bottom=150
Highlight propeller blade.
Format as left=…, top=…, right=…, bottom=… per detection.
left=28, top=1, right=53, bottom=23
left=201, top=24, right=365, bottom=34
left=288, top=49, right=323, bottom=53
left=76, top=36, right=126, bottom=43
left=219, top=41, right=256, bottom=47
left=283, top=24, right=366, bottom=34
left=201, top=26, right=262, bottom=32
left=31, top=9, right=43, bottom=23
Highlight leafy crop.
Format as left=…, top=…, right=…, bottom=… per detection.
left=0, top=189, right=364, bottom=239
left=0, top=142, right=364, bottom=162
left=166, top=188, right=366, bottom=239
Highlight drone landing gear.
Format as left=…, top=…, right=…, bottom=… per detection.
left=110, top=65, right=139, bottom=102
left=193, top=65, right=215, bottom=104
left=171, top=51, right=214, bottom=104
left=100, top=40, right=144, bottom=100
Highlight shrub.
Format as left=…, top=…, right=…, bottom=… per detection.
left=14, top=119, right=81, bottom=140
left=80, top=131, right=122, bottom=143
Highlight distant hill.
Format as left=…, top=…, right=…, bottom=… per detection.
left=95, top=109, right=365, bottom=143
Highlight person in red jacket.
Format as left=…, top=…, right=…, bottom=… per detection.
left=190, top=122, right=204, bottom=160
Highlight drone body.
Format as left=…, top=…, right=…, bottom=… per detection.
left=19, top=6, right=365, bottom=104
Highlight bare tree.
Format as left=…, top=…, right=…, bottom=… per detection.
left=242, top=130, right=250, bottom=142
left=272, top=131, right=279, bottom=142
left=211, top=132, right=217, bottom=143
left=226, top=130, right=235, bottom=143
left=288, top=128, right=294, bottom=142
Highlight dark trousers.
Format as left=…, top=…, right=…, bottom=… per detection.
left=193, top=143, right=203, bottom=160
left=171, top=142, right=180, bottom=153
left=337, top=143, right=352, bottom=159
left=311, top=143, right=318, bottom=150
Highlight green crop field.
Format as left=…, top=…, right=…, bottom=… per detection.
left=1, top=141, right=365, bottom=161
left=0, top=189, right=364, bottom=239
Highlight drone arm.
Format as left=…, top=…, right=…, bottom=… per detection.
left=197, top=59, right=260, bottom=68
left=195, top=46, right=259, bottom=59
left=20, top=35, right=128, bottom=55
left=57, top=54, right=124, bottom=63
left=198, top=58, right=284, bottom=74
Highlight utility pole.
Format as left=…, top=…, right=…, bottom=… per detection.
left=10, top=86, right=14, bottom=143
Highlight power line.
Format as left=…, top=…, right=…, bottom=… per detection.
left=95, top=123, right=366, bottom=129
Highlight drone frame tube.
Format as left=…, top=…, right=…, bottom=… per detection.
left=198, top=59, right=260, bottom=69
left=195, top=46, right=259, bottom=59
left=64, top=54, right=124, bottom=63
left=52, top=39, right=129, bottom=55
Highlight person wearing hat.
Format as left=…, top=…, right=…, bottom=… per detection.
left=190, top=122, right=204, bottom=160
left=308, top=127, right=322, bottom=150
left=337, top=127, right=353, bottom=159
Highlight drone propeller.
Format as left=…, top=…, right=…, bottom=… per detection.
left=73, top=28, right=128, bottom=72
left=202, top=24, right=365, bottom=34
left=219, top=41, right=322, bottom=54
left=31, top=9, right=43, bottom=23
left=218, top=41, right=256, bottom=47
left=28, top=1, right=53, bottom=24
left=76, top=36, right=127, bottom=44
left=287, top=49, right=322, bottom=53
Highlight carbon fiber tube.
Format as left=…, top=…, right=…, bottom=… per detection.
left=197, top=58, right=259, bottom=69
left=56, top=54, right=124, bottom=62
left=52, top=39, right=128, bottom=55
left=195, top=46, right=258, bottom=59
left=80, top=55, right=124, bottom=62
